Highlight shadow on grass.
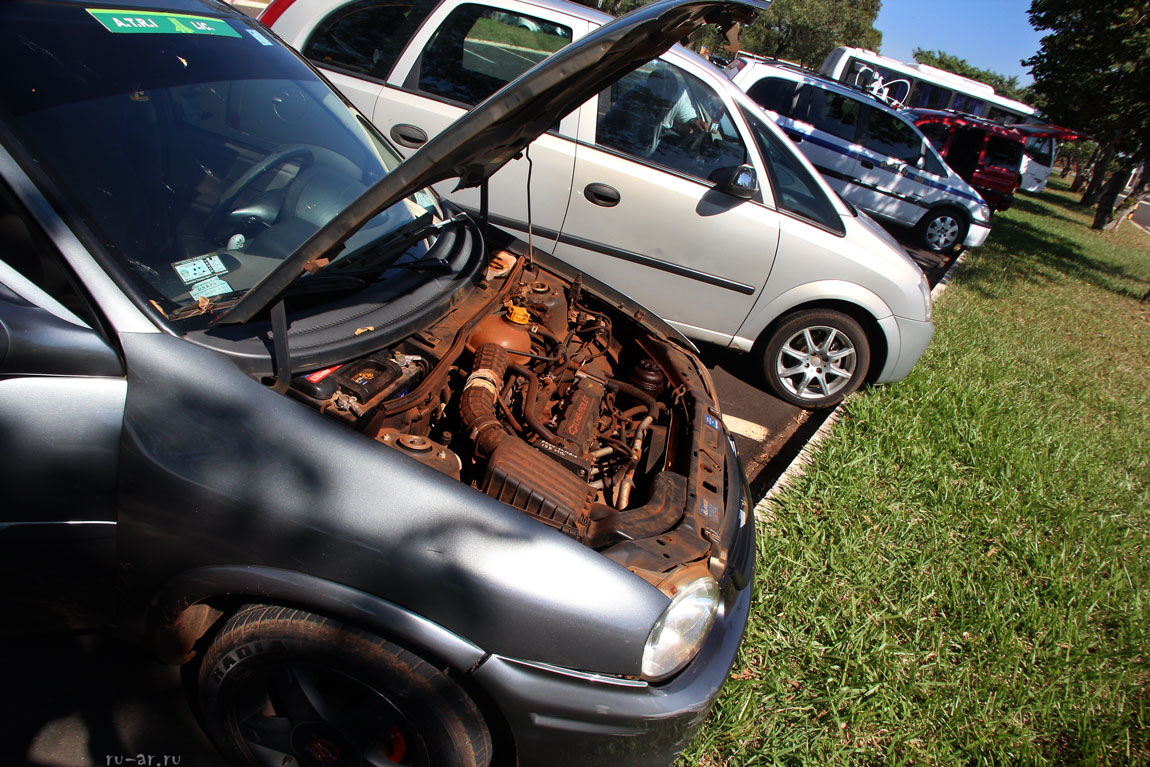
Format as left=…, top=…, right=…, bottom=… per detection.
left=1008, top=193, right=1085, bottom=227
left=959, top=200, right=1147, bottom=301
left=1015, top=187, right=1095, bottom=220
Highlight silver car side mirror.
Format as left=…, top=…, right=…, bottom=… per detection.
left=717, top=164, right=758, bottom=200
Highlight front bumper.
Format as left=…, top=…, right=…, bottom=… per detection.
left=964, top=220, right=991, bottom=248
left=471, top=442, right=756, bottom=767
left=874, top=314, right=935, bottom=384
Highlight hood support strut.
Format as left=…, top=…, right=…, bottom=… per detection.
left=270, top=299, right=292, bottom=393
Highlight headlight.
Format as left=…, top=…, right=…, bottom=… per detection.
left=641, top=575, right=720, bottom=681
left=977, top=203, right=991, bottom=222
left=918, top=274, right=933, bottom=321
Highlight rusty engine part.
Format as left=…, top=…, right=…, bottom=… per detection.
left=289, top=259, right=720, bottom=587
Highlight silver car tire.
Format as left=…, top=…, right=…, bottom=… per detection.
left=760, top=309, right=870, bottom=409
left=917, top=207, right=968, bottom=255
left=198, top=604, right=493, bottom=767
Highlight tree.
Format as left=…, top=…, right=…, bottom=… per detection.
left=738, top=0, right=883, bottom=69
left=911, top=48, right=1032, bottom=103
left=1024, top=0, right=1150, bottom=231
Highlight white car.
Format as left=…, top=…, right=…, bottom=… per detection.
left=728, top=57, right=992, bottom=254
left=265, top=0, right=935, bottom=407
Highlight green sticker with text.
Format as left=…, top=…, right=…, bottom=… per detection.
left=87, top=8, right=242, bottom=37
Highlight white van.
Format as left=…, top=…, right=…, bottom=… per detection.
left=728, top=58, right=991, bottom=254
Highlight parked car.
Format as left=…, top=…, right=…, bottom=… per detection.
left=910, top=109, right=1026, bottom=212
left=0, top=0, right=762, bottom=765
left=726, top=57, right=992, bottom=254
left=265, top=0, right=936, bottom=408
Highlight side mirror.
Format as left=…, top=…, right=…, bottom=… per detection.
left=715, top=164, right=758, bottom=200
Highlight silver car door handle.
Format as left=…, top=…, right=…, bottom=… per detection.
left=390, top=123, right=428, bottom=148
left=584, top=183, right=621, bottom=207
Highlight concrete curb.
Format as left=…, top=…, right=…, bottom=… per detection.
left=753, top=249, right=968, bottom=518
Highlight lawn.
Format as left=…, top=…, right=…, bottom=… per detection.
left=683, top=178, right=1150, bottom=766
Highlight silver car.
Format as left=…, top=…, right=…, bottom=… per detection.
left=267, top=0, right=936, bottom=408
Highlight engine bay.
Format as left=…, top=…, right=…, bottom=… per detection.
left=283, top=250, right=732, bottom=591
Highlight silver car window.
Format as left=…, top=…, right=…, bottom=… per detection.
left=740, top=106, right=844, bottom=235
left=412, top=3, right=573, bottom=106
left=304, top=0, right=441, bottom=80
left=595, top=60, right=749, bottom=183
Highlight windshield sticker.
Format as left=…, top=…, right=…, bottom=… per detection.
left=87, top=9, right=242, bottom=38
left=246, top=29, right=274, bottom=46
left=189, top=276, right=233, bottom=301
left=173, top=255, right=229, bottom=285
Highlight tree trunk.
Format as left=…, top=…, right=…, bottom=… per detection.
left=1070, top=164, right=1089, bottom=191
left=1082, top=133, right=1122, bottom=206
left=1092, top=162, right=1135, bottom=230
left=1101, top=169, right=1149, bottom=233
left=1071, top=144, right=1101, bottom=193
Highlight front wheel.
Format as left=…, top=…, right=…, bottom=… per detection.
left=197, top=605, right=492, bottom=767
left=759, top=309, right=870, bottom=409
left=917, top=208, right=968, bottom=254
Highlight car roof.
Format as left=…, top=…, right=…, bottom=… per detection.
left=735, top=57, right=904, bottom=113
left=496, top=0, right=615, bottom=23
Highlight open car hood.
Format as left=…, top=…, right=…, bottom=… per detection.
left=216, top=0, right=766, bottom=325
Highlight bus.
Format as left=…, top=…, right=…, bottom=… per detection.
left=819, top=47, right=1063, bottom=192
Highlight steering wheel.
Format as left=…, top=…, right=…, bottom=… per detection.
left=205, top=144, right=316, bottom=239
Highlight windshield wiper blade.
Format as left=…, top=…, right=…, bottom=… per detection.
left=387, top=256, right=453, bottom=272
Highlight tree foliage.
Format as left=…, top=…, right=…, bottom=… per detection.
left=1024, top=0, right=1150, bottom=229
left=911, top=48, right=1032, bottom=103
left=738, top=0, right=883, bottom=68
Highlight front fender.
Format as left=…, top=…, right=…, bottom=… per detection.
left=732, top=279, right=893, bottom=352
left=116, top=332, right=667, bottom=677
left=148, top=565, right=486, bottom=670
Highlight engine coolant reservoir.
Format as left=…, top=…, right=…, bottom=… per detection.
left=466, top=306, right=532, bottom=363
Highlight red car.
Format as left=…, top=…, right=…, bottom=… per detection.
left=910, top=109, right=1025, bottom=212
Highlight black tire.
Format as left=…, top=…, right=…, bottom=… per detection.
left=197, top=604, right=492, bottom=767
left=760, top=309, right=870, bottom=409
left=916, top=207, right=968, bottom=254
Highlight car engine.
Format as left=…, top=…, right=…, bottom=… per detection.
left=284, top=250, right=732, bottom=590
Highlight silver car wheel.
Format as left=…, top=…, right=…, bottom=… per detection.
left=774, top=325, right=858, bottom=401
left=924, top=213, right=960, bottom=250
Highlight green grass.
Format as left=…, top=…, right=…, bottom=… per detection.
left=682, top=179, right=1150, bottom=766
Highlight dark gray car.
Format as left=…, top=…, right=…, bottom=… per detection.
left=0, top=0, right=759, bottom=765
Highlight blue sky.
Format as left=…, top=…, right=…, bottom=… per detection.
left=873, top=0, right=1044, bottom=85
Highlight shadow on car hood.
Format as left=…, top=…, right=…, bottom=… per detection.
left=216, top=0, right=766, bottom=324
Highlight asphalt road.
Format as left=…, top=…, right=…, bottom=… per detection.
left=1133, top=199, right=1150, bottom=232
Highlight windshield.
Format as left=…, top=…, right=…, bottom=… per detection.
left=0, top=2, right=443, bottom=319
